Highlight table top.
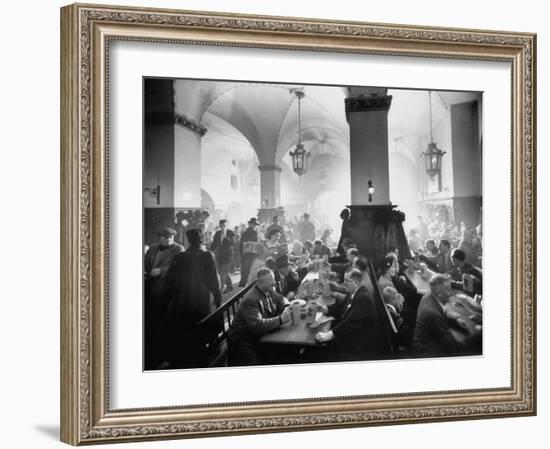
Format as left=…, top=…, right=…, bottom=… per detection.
left=259, top=311, right=333, bottom=346
left=403, top=267, right=433, bottom=295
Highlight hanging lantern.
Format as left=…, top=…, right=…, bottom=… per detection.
left=289, top=88, right=310, bottom=178
left=421, top=142, right=445, bottom=178
left=421, top=91, right=446, bottom=190
left=290, top=143, right=307, bottom=176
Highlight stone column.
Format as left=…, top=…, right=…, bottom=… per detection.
left=173, top=113, right=206, bottom=208
left=451, top=100, right=482, bottom=228
left=345, top=88, right=392, bottom=205
left=344, top=88, right=410, bottom=263
left=257, top=164, right=284, bottom=224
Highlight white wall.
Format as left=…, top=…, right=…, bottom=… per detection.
left=0, top=0, right=545, bottom=448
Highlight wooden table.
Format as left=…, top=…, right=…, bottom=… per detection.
left=259, top=314, right=332, bottom=346
left=403, top=267, right=433, bottom=295
left=260, top=294, right=335, bottom=346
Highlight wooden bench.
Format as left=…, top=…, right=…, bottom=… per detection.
left=197, top=283, right=254, bottom=367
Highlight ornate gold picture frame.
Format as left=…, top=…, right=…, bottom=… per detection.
left=60, top=3, right=536, bottom=445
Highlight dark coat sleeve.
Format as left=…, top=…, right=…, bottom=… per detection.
left=158, top=245, right=183, bottom=278
left=327, top=295, right=349, bottom=321
left=240, top=296, right=282, bottom=336
left=332, top=292, right=376, bottom=342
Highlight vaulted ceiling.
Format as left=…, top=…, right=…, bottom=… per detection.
left=174, top=79, right=480, bottom=170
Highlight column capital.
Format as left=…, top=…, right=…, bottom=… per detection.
left=345, top=95, right=393, bottom=121
left=174, top=113, right=208, bottom=137
left=257, top=164, right=282, bottom=172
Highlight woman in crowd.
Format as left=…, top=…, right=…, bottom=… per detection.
left=246, top=229, right=288, bottom=284
left=378, top=255, right=399, bottom=292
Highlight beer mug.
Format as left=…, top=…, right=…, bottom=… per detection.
left=306, top=305, right=316, bottom=324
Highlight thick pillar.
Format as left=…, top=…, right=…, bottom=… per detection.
left=451, top=101, right=482, bottom=228
left=144, top=79, right=176, bottom=245
left=345, top=89, right=410, bottom=263
left=346, top=88, right=392, bottom=205
left=257, top=164, right=284, bottom=224
left=173, top=113, right=205, bottom=208
left=143, top=79, right=209, bottom=245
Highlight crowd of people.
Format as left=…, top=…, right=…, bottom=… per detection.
left=144, top=209, right=483, bottom=370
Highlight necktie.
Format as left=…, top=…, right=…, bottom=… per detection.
left=265, top=292, right=275, bottom=315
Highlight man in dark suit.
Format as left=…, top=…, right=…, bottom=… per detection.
left=162, top=228, right=222, bottom=369
left=419, top=239, right=453, bottom=274
left=227, top=268, right=292, bottom=366
left=209, top=219, right=227, bottom=256
left=412, top=274, right=480, bottom=357
left=315, top=268, right=389, bottom=361
left=144, top=227, right=184, bottom=369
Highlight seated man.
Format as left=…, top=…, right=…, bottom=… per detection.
left=419, top=239, right=453, bottom=274
left=450, top=248, right=483, bottom=295
left=381, top=286, right=404, bottom=329
left=227, top=268, right=291, bottom=366
left=412, top=274, right=480, bottom=357
left=382, top=286, right=414, bottom=349
left=424, top=239, right=438, bottom=256
left=314, top=268, right=389, bottom=361
left=313, top=239, right=331, bottom=259
left=274, top=255, right=300, bottom=297
left=330, top=247, right=359, bottom=283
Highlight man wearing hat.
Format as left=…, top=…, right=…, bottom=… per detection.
left=144, top=227, right=184, bottom=369
left=162, top=228, right=222, bottom=368
left=239, top=218, right=260, bottom=287
left=274, top=254, right=300, bottom=297
left=210, top=219, right=228, bottom=256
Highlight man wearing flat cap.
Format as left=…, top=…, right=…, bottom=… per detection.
left=162, top=228, right=222, bottom=368
left=144, top=227, right=184, bottom=369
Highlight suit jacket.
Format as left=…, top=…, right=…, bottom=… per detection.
left=228, top=286, right=288, bottom=343
left=328, top=285, right=387, bottom=360
left=412, top=293, right=460, bottom=357
left=420, top=251, right=452, bottom=274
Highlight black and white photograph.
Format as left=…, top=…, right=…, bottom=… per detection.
left=143, top=78, right=483, bottom=370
